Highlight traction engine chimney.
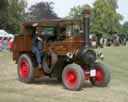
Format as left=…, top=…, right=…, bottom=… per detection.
left=82, top=10, right=91, bottom=48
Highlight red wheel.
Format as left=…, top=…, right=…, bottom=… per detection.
left=65, top=70, right=77, bottom=87
left=19, top=59, right=29, bottom=78
left=62, top=64, right=84, bottom=91
left=94, top=68, right=104, bottom=83
left=18, top=54, right=34, bottom=83
left=90, top=63, right=111, bottom=87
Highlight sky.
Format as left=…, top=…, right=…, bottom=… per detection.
left=27, top=0, right=128, bottom=23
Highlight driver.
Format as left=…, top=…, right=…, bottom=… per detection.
left=32, top=27, right=43, bottom=68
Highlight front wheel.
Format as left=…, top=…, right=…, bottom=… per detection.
left=62, top=64, right=84, bottom=91
left=90, top=62, right=111, bottom=87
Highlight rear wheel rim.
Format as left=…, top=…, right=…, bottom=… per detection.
left=65, top=69, right=77, bottom=87
left=94, top=68, right=104, bottom=83
left=19, top=59, right=29, bottom=78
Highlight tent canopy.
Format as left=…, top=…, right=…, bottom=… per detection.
left=0, top=30, right=14, bottom=38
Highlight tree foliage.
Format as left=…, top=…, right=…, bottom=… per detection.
left=92, top=0, right=123, bottom=33
left=106, top=0, right=118, bottom=10
left=0, top=0, right=8, bottom=31
left=0, top=0, right=27, bottom=34
left=27, top=1, right=59, bottom=21
left=121, top=22, right=128, bottom=33
left=68, top=4, right=91, bottom=19
left=8, top=0, right=27, bottom=33
left=0, top=1, right=59, bottom=33
left=68, top=0, right=123, bottom=34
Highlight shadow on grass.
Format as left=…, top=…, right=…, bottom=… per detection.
left=33, top=77, right=94, bottom=89
left=82, top=82, right=94, bottom=89
left=33, top=77, right=61, bottom=86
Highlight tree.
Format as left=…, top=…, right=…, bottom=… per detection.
left=121, top=22, right=128, bottom=33
left=69, top=5, right=82, bottom=19
left=0, top=0, right=27, bottom=34
left=27, top=1, right=58, bottom=21
left=67, top=0, right=123, bottom=34
left=91, top=0, right=123, bottom=33
left=0, top=0, right=8, bottom=31
left=8, top=0, right=27, bottom=33
left=68, top=4, right=91, bottom=19
left=106, top=0, right=118, bottom=10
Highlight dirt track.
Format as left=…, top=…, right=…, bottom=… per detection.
left=0, top=47, right=128, bottom=102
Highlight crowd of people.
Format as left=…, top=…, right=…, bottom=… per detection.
left=89, top=32, right=128, bottom=48
left=0, top=37, right=14, bottom=51
left=106, top=33, right=127, bottom=47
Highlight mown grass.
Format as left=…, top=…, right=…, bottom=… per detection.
left=0, top=47, right=128, bottom=102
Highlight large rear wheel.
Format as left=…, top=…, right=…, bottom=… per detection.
left=62, top=64, right=84, bottom=91
left=17, top=54, right=34, bottom=83
left=90, top=62, right=111, bottom=87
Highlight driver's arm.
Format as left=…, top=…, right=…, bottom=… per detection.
left=37, top=36, right=43, bottom=42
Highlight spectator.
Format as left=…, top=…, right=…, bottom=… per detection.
left=0, top=37, right=4, bottom=51
left=8, top=37, right=14, bottom=49
left=3, top=38, right=8, bottom=50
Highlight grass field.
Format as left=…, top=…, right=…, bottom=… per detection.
left=0, top=47, right=128, bottom=102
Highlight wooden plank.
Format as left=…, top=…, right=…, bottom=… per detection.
left=34, top=68, right=44, bottom=78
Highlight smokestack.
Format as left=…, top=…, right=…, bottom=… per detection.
left=82, top=10, right=90, bottom=48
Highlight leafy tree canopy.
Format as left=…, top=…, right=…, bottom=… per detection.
left=0, top=0, right=27, bottom=34
left=121, top=22, right=128, bottom=34
left=27, top=1, right=59, bottom=21
left=67, top=0, right=123, bottom=34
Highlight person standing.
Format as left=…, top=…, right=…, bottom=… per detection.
left=32, top=27, right=43, bottom=68
left=0, top=38, right=4, bottom=51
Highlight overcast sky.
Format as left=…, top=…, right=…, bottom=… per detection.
left=27, top=0, right=128, bottom=23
